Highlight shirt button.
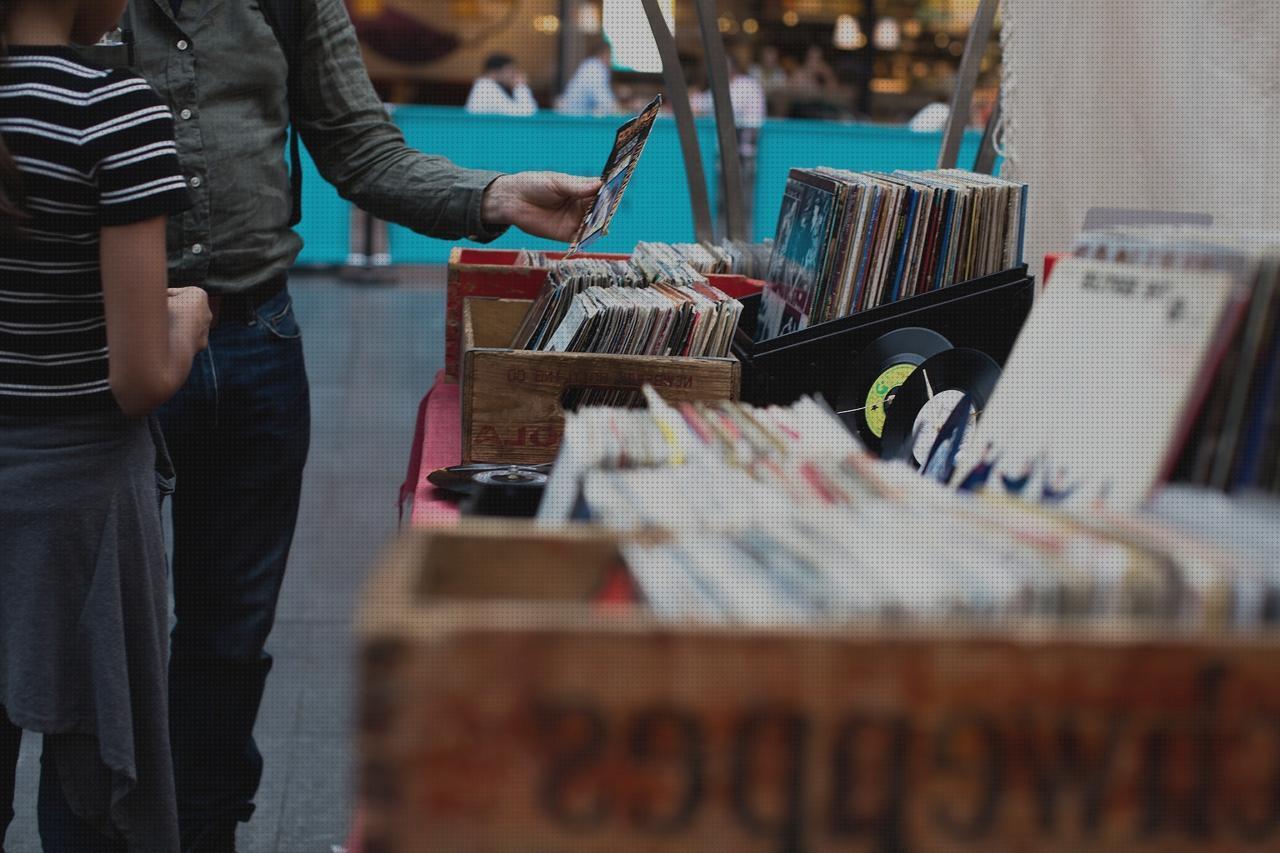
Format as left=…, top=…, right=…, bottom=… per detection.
left=191, top=243, right=204, bottom=255
left=177, top=39, right=190, bottom=51
left=189, top=176, right=202, bottom=188
left=180, top=108, right=193, bottom=120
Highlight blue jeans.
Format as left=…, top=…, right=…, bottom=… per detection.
left=157, top=285, right=310, bottom=849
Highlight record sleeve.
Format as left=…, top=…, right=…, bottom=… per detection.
left=756, top=169, right=843, bottom=341
left=974, top=258, right=1240, bottom=511
left=566, top=95, right=662, bottom=256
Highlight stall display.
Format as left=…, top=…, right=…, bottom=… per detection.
left=371, top=64, right=1280, bottom=845
left=361, top=456, right=1280, bottom=853
left=335, top=0, right=1280, bottom=843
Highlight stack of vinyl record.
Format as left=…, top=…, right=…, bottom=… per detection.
left=512, top=258, right=742, bottom=360
left=538, top=388, right=1277, bottom=627
left=633, top=240, right=774, bottom=279
left=756, top=168, right=1027, bottom=341
left=512, top=240, right=774, bottom=279
left=509, top=258, right=743, bottom=410
left=830, top=240, right=1267, bottom=512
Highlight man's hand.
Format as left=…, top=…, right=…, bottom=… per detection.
left=482, top=172, right=602, bottom=243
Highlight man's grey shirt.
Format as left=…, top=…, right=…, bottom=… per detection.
left=127, top=0, right=505, bottom=292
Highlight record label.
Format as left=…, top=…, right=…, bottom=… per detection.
left=838, top=327, right=953, bottom=452
left=865, top=363, right=917, bottom=438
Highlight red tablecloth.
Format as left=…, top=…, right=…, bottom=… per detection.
left=403, top=371, right=463, bottom=526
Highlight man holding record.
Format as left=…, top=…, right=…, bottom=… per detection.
left=95, top=2, right=599, bottom=849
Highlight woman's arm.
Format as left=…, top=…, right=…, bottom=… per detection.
left=100, top=217, right=209, bottom=417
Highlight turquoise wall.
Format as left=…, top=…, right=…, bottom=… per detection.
left=294, top=107, right=985, bottom=265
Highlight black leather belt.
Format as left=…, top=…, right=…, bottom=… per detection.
left=206, top=273, right=287, bottom=328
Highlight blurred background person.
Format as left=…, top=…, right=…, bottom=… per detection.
left=785, top=45, right=847, bottom=119
left=751, top=44, right=789, bottom=117
left=691, top=48, right=767, bottom=132
left=908, top=96, right=951, bottom=132
left=791, top=45, right=839, bottom=98
left=557, top=39, right=620, bottom=116
left=909, top=85, right=998, bottom=134
left=465, top=53, right=538, bottom=116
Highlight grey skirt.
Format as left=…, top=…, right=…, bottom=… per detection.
left=0, top=410, right=178, bottom=851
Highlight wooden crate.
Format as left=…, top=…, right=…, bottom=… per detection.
left=359, top=522, right=1280, bottom=853
left=459, top=297, right=741, bottom=464
left=444, top=247, right=765, bottom=381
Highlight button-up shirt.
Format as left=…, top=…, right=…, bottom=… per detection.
left=125, top=0, right=505, bottom=292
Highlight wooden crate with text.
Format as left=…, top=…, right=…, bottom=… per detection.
left=459, top=297, right=740, bottom=465
left=359, top=522, right=1280, bottom=853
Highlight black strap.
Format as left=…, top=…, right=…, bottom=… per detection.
left=258, top=0, right=305, bottom=226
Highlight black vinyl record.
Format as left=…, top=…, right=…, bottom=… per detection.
left=427, top=463, right=551, bottom=496
left=837, top=327, right=953, bottom=452
left=464, top=467, right=550, bottom=518
left=881, top=348, right=1002, bottom=464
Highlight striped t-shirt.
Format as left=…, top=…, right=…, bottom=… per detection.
left=0, top=46, right=190, bottom=414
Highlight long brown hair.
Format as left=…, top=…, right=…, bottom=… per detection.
left=0, top=0, right=29, bottom=230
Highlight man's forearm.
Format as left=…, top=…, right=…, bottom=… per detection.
left=336, top=145, right=507, bottom=242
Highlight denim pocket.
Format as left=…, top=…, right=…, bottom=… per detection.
left=257, top=292, right=301, bottom=340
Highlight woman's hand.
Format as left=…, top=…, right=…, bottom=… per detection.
left=167, top=287, right=211, bottom=354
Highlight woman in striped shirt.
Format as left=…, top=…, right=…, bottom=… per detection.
left=0, top=0, right=210, bottom=849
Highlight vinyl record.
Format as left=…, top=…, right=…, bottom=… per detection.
left=880, top=348, right=1002, bottom=465
left=837, top=327, right=953, bottom=452
left=465, top=467, right=550, bottom=518
left=427, top=463, right=551, bottom=496
left=472, top=466, right=549, bottom=488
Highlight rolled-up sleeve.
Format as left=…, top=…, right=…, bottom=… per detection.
left=292, top=0, right=507, bottom=242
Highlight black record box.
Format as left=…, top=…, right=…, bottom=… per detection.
left=733, top=266, right=1035, bottom=407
